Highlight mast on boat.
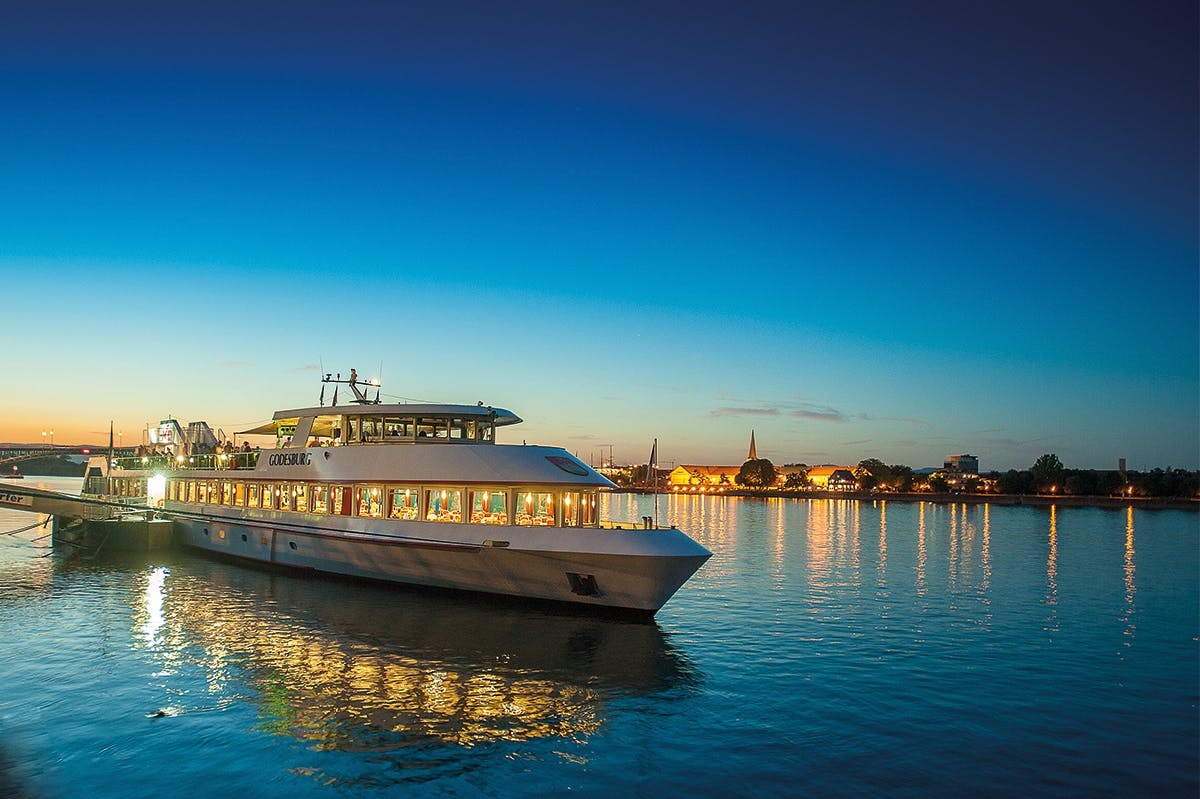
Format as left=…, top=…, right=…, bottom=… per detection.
left=320, top=368, right=382, bottom=406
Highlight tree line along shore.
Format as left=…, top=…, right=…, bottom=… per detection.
left=614, top=452, right=1200, bottom=510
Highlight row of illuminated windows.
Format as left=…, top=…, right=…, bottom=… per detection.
left=344, top=415, right=495, bottom=443
left=164, top=478, right=599, bottom=527
left=111, top=478, right=146, bottom=497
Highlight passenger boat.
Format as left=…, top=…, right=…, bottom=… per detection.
left=85, top=371, right=710, bottom=615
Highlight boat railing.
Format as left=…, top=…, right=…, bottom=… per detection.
left=600, top=518, right=677, bottom=531
left=113, top=450, right=260, bottom=471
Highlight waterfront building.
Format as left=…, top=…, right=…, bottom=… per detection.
left=806, top=465, right=860, bottom=490
left=944, top=454, right=979, bottom=474
left=667, top=432, right=758, bottom=490
left=667, top=464, right=742, bottom=488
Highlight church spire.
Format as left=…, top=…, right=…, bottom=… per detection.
left=747, top=430, right=757, bottom=461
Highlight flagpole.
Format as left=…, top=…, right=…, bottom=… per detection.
left=650, top=438, right=659, bottom=528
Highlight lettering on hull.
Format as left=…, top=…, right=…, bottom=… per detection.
left=267, top=453, right=312, bottom=467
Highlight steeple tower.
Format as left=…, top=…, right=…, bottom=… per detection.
left=746, top=430, right=757, bottom=462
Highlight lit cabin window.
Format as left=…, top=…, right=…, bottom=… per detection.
left=248, top=483, right=260, bottom=507
left=187, top=481, right=197, bottom=503
left=294, top=484, right=309, bottom=513
left=425, top=488, right=462, bottom=522
left=356, top=485, right=384, bottom=518
left=582, top=492, right=598, bottom=525
left=234, top=483, right=246, bottom=507
left=260, top=483, right=275, bottom=510
left=221, top=482, right=233, bottom=505
left=561, top=493, right=580, bottom=527
left=469, top=489, right=507, bottom=524
left=516, top=492, right=555, bottom=526
left=331, top=485, right=349, bottom=515
left=311, top=484, right=329, bottom=513
left=389, top=488, right=419, bottom=520
left=278, top=483, right=290, bottom=511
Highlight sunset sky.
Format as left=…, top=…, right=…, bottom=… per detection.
left=1, top=1, right=1196, bottom=471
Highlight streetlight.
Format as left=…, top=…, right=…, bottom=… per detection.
left=41, top=431, right=46, bottom=449
left=49, top=430, right=54, bottom=449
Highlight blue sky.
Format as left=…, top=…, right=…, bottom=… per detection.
left=1, top=0, right=1196, bottom=471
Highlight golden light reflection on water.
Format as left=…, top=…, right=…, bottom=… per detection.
left=123, top=566, right=688, bottom=753
left=981, top=504, right=991, bottom=595
left=771, top=499, right=786, bottom=583
left=877, top=501, right=887, bottom=588
left=1121, top=506, right=1137, bottom=653
left=916, top=502, right=927, bottom=596
left=949, top=503, right=959, bottom=588
left=1045, top=505, right=1059, bottom=634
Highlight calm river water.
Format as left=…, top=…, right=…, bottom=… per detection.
left=0, top=478, right=1196, bottom=798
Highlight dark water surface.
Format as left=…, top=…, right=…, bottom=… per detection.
left=0, top=479, right=1196, bottom=798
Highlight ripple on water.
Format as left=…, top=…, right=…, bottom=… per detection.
left=0, top=487, right=1195, bottom=798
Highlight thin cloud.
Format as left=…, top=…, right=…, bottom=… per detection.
left=977, top=434, right=1061, bottom=450
left=791, top=407, right=846, bottom=423
left=710, top=407, right=781, bottom=417
left=219, top=361, right=252, bottom=368
left=854, top=413, right=930, bottom=427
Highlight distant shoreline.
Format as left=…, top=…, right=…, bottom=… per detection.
left=625, top=488, right=1199, bottom=512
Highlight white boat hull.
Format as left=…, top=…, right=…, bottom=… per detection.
left=170, top=507, right=710, bottom=615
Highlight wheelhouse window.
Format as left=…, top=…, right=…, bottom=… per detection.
left=389, top=488, right=419, bottom=520
left=469, top=489, right=507, bottom=524
left=425, top=488, right=462, bottom=522
left=516, top=492, right=555, bottom=526
left=417, top=418, right=449, bottom=439
left=361, top=418, right=382, bottom=442
left=384, top=418, right=416, bottom=440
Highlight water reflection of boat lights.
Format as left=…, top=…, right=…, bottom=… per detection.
left=142, top=591, right=673, bottom=749
left=140, top=566, right=169, bottom=649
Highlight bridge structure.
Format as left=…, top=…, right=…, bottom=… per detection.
left=0, top=445, right=138, bottom=469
